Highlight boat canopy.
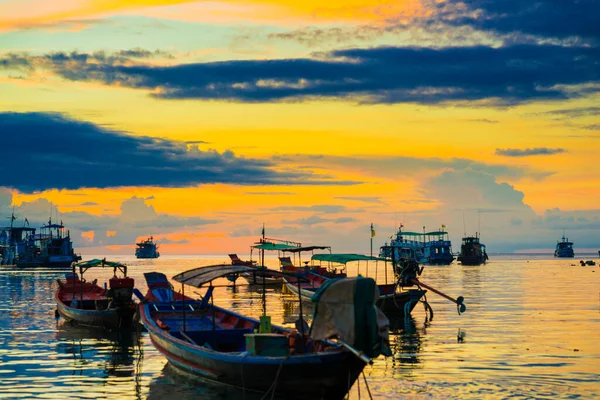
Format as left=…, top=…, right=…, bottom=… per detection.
left=74, top=258, right=127, bottom=275
left=252, top=242, right=299, bottom=251
left=172, top=264, right=302, bottom=288
left=311, top=253, right=387, bottom=265
left=281, top=245, right=331, bottom=253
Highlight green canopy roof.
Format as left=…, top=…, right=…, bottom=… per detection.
left=311, top=253, right=387, bottom=264
left=252, top=242, right=299, bottom=251
left=74, top=258, right=127, bottom=269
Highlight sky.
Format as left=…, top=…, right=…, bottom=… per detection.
left=0, top=0, right=599, bottom=255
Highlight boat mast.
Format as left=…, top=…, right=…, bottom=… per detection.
left=261, top=223, right=266, bottom=316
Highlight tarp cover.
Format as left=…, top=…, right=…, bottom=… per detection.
left=172, top=264, right=256, bottom=287
left=310, top=277, right=391, bottom=358
left=311, top=253, right=387, bottom=264
left=281, top=246, right=331, bottom=253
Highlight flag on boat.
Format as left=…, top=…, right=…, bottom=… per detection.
left=371, top=223, right=376, bottom=237
left=442, top=224, right=446, bottom=228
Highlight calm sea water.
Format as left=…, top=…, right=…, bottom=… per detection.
left=1, top=254, right=599, bottom=399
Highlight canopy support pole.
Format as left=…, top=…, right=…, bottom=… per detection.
left=297, top=277, right=306, bottom=352
left=182, top=282, right=186, bottom=333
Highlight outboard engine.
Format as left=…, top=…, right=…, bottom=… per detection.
left=109, top=276, right=134, bottom=304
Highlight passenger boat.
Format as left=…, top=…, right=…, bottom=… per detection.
left=380, top=225, right=454, bottom=265
left=54, top=259, right=136, bottom=329
left=1, top=216, right=81, bottom=269
left=554, top=234, right=574, bottom=258
left=139, top=266, right=390, bottom=399
left=457, top=234, right=488, bottom=266
left=135, top=236, right=160, bottom=259
left=285, top=253, right=426, bottom=316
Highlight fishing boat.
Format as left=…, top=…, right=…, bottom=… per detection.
left=54, top=259, right=136, bottom=329
left=554, top=234, right=574, bottom=258
left=135, top=236, right=160, bottom=259
left=457, top=234, right=488, bottom=266
left=139, top=266, right=390, bottom=399
left=286, top=253, right=426, bottom=316
left=0, top=217, right=81, bottom=269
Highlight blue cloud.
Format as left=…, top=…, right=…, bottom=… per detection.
left=431, top=0, right=600, bottom=43
left=496, top=148, right=566, bottom=157
left=0, top=112, right=356, bottom=192
left=2, top=44, right=598, bottom=105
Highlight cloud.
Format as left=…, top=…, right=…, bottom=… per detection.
left=269, top=205, right=350, bottom=213
left=495, top=148, right=566, bottom=157
left=0, top=112, right=357, bottom=192
left=2, top=44, right=599, bottom=105
left=539, top=106, right=600, bottom=120
left=335, top=196, right=386, bottom=204
left=157, top=237, right=190, bottom=244
left=428, top=0, right=600, bottom=43
left=8, top=195, right=217, bottom=248
left=281, top=153, right=549, bottom=180
left=282, top=215, right=358, bottom=226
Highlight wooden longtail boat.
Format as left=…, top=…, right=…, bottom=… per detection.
left=55, top=259, right=136, bottom=329
left=283, top=253, right=426, bottom=316
left=139, top=266, right=389, bottom=399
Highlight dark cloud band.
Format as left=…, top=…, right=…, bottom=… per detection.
left=0, top=112, right=356, bottom=192
left=2, top=44, right=598, bottom=105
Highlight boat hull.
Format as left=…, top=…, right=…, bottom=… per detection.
left=239, top=272, right=283, bottom=285
left=140, top=304, right=364, bottom=399
left=55, top=293, right=135, bottom=329
left=283, top=278, right=426, bottom=317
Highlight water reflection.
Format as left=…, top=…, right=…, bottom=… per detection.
left=147, top=363, right=265, bottom=400
left=388, top=316, right=425, bottom=369
left=55, top=323, right=141, bottom=379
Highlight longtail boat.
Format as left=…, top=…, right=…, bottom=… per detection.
left=54, top=259, right=136, bottom=329
left=139, top=265, right=390, bottom=399
left=284, top=253, right=426, bottom=316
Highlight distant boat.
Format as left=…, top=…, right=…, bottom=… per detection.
left=457, top=234, right=488, bottom=266
left=55, top=259, right=136, bottom=329
left=380, top=225, right=454, bottom=265
left=0, top=217, right=81, bottom=269
left=554, top=235, right=574, bottom=258
left=135, top=236, right=160, bottom=259
left=379, top=226, right=427, bottom=264
left=422, top=228, right=455, bottom=265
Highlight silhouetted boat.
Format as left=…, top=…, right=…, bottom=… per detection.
left=457, top=234, right=488, bottom=266
left=135, top=236, right=160, bottom=258
left=55, top=259, right=136, bottom=329
left=554, top=234, right=574, bottom=258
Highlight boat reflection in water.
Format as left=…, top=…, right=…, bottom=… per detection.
left=388, top=316, right=425, bottom=368
left=55, top=323, right=143, bottom=390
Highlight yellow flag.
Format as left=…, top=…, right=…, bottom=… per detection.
left=442, top=224, right=446, bottom=228
left=371, top=224, right=376, bottom=237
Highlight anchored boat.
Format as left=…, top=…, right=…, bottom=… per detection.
left=554, top=234, right=574, bottom=258
left=284, top=253, right=426, bottom=317
left=457, top=234, right=488, bottom=266
left=0, top=217, right=81, bottom=269
left=135, top=236, right=160, bottom=259
left=55, top=259, right=136, bottom=329
left=139, top=267, right=390, bottom=399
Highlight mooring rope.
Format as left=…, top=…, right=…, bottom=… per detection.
left=259, top=355, right=288, bottom=400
